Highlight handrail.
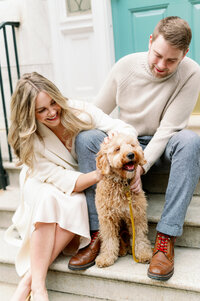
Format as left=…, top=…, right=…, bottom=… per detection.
left=0, top=22, right=20, bottom=30
left=0, top=21, right=20, bottom=189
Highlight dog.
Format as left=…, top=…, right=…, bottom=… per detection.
left=95, top=133, right=152, bottom=268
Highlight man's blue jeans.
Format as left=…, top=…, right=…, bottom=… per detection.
left=75, top=129, right=200, bottom=236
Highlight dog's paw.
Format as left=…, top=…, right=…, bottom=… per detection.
left=95, top=254, right=116, bottom=268
left=136, top=245, right=152, bottom=263
left=118, top=248, right=128, bottom=257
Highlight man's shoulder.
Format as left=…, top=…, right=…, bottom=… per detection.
left=116, top=52, right=147, bottom=66
left=112, top=52, right=147, bottom=78
left=180, top=56, right=200, bottom=73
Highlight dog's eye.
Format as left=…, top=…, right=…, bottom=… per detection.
left=131, top=144, right=136, bottom=148
left=115, top=147, right=120, bottom=152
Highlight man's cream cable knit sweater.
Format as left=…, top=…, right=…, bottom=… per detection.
left=95, top=52, right=200, bottom=172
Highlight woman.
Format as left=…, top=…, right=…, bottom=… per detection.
left=5, top=72, right=137, bottom=301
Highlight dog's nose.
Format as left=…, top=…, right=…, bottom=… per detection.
left=127, top=152, right=135, bottom=160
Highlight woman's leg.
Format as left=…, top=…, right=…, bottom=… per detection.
left=30, top=222, right=56, bottom=300
left=49, top=223, right=75, bottom=264
left=10, top=270, right=32, bottom=301
left=31, top=222, right=74, bottom=301
left=11, top=223, right=74, bottom=301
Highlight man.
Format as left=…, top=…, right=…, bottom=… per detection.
left=68, top=16, right=200, bottom=281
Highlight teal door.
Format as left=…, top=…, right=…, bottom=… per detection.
left=111, top=0, right=200, bottom=64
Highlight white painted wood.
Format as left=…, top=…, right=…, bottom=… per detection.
left=47, top=0, right=115, bottom=99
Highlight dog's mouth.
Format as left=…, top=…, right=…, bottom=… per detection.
left=122, top=161, right=135, bottom=172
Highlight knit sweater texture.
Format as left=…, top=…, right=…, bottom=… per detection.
left=95, top=52, right=200, bottom=172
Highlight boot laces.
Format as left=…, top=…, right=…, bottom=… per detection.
left=156, top=233, right=170, bottom=254
left=90, top=231, right=99, bottom=244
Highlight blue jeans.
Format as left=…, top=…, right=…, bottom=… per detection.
left=75, top=129, right=200, bottom=236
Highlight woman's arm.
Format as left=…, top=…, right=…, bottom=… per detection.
left=73, top=169, right=102, bottom=192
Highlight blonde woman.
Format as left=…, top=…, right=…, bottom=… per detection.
left=5, top=72, right=137, bottom=301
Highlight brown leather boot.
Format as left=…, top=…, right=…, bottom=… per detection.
left=147, top=232, right=175, bottom=281
left=68, top=231, right=100, bottom=270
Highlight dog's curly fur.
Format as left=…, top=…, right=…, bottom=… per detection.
left=95, top=133, right=152, bottom=268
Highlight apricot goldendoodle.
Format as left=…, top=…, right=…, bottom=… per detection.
left=95, top=133, right=152, bottom=268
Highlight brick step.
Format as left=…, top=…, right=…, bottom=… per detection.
left=0, top=229, right=200, bottom=301
left=0, top=186, right=200, bottom=249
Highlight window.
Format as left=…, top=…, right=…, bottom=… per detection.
left=66, top=0, right=91, bottom=16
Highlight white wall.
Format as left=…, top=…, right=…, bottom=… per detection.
left=0, top=0, right=54, bottom=159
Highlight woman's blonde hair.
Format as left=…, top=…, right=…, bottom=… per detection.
left=8, top=72, right=94, bottom=169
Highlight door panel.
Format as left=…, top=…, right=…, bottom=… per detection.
left=111, top=0, right=200, bottom=64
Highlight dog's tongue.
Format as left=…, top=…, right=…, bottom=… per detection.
left=123, top=162, right=135, bottom=171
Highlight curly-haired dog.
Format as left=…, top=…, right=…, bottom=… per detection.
left=95, top=133, right=152, bottom=268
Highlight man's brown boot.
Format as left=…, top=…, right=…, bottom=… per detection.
left=68, top=231, right=100, bottom=270
left=148, top=232, right=175, bottom=281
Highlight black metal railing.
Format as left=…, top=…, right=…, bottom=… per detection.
left=0, top=21, right=20, bottom=189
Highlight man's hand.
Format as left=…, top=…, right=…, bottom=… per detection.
left=130, top=165, right=144, bottom=194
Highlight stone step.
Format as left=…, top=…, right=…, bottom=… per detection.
left=147, top=194, right=200, bottom=248
left=142, top=171, right=200, bottom=195
left=3, top=161, right=21, bottom=187
left=0, top=186, right=200, bottom=250
left=0, top=186, right=19, bottom=229
left=0, top=229, right=200, bottom=301
left=3, top=161, right=200, bottom=195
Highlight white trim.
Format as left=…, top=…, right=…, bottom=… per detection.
left=60, top=15, right=93, bottom=34
left=92, top=0, right=115, bottom=71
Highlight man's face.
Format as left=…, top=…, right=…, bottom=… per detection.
left=148, top=34, right=188, bottom=78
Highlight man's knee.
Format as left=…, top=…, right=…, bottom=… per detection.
left=176, top=129, right=200, bottom=149
left=75, top=129, right=106, bottom=153
left=172, top=129, right=200, bottom=160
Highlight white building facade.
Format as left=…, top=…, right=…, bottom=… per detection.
left=0, top=0, right=115, bottom=159
left=0, top=0, right=199, bottom=160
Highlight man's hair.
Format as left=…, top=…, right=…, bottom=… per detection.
left=152, top=16, right=192, bottom=53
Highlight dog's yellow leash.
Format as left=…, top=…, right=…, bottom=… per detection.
left=124, top=185, right=139, bottom=263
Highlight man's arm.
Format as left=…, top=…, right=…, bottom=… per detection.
left=94, top=67, right=118, bottom=114
left=143, top=70, right=200, bottom=173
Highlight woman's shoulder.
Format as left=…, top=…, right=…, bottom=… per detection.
left=67, top=98, right=87, bottom=110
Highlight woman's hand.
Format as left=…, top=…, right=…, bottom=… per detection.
left=95, top=168, right=103, bottom=182
left=103, top=131, right=118, bottom=144
left=130, top=165, right=144, bottom=194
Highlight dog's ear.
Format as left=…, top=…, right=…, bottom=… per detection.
left=96, top=150, right=110, bottom=175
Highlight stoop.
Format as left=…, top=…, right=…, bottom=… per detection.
left=0, top=163, right=200, bottom=300
left=0, top=229, right=200, bottom=301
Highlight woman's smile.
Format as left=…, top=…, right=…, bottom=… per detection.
left=35, top=91, right=62, bottom=129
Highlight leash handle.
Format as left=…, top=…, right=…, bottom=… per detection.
left=125, top=189, right=139, bottom=263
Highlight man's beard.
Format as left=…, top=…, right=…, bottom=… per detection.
left=149, top=64, right=170, bottom=78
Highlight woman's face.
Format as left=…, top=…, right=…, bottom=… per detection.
left=35, top=91, right=62, bottom=129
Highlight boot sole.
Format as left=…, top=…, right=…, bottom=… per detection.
left=68, top=260, right=95, bottom=271
left=147, top=269, right=174, bottom=281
